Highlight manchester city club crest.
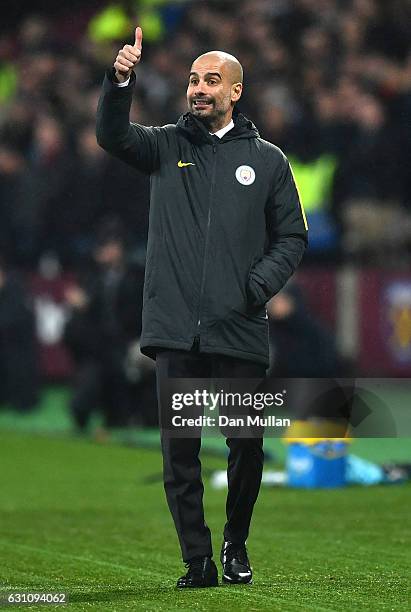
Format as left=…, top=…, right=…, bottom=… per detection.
left=235, top=165, right=256, bottom=185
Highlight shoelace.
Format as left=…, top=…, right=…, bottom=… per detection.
left=224, top=544, right=249, bottom=566
left=185, top=557, right=205, bottom=576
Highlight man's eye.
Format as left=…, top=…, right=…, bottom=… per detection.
left=190, top=80, right=198, bottom=85
left=208, top=80, right=216, bottom=85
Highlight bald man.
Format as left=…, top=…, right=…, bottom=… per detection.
left=97, top=27, right=308, bottom=588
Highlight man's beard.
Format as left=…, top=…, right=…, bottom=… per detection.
left=190, top=97, right=215, bottom=116
left=189, top=98, right=226, bottom=127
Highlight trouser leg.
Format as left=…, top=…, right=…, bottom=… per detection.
left=223, top=436, right=264, bottom=543
left=70, top=361, right=101, bottom=430
left=156, top=350, right=212, bottom=562
left=102, top=350, right=131, bottom=428
left=161, top=434, right=212, bottom=561
left=212, top=354, right=266, bottom=545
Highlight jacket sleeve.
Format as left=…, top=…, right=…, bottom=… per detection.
left=96, top=69, right=161, bottom=174
left=247, top=151, right=308, bottom=307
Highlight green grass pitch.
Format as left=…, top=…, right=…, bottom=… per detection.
left=0, top=430, right=410, bottom=611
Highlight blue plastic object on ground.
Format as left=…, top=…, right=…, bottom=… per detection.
left=286, top=440, right=348, bottom=488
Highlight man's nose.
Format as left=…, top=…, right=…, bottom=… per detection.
left=193, top=81, right=207, bottom=96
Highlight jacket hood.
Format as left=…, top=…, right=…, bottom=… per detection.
left=176, top=108, right=259, bottom=144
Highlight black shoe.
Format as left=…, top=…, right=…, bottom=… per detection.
left=220, top=541, right=253, bottom=584
left=176, top=556, right=219, bottom=588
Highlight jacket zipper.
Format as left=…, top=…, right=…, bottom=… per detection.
left=195, top=141, right=218, bottom=346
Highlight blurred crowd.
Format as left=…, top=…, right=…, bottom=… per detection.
left=1, top=0, right=411, bottom=425
left=0, top=0, right=410, bottom=268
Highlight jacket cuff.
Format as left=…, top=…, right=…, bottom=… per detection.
left=103, top=68, right=136, bottom=92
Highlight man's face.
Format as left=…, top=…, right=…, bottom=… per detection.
left=94, top=241, right=124, bottom=267
left=186, top=56, right=240, bottom=123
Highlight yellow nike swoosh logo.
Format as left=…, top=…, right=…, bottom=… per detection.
left=178, top=160, right=196, bottom=167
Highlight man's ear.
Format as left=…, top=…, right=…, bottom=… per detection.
left=231, top=82, right=243, bottom=103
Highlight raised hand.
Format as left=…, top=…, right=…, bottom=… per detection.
left=114, top=26, right=143, bottom=83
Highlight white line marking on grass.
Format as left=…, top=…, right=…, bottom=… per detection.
left=0, top=541, right=165, bottom=578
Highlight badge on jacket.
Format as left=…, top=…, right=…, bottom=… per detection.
left=235, top=165, right=256, bottom=185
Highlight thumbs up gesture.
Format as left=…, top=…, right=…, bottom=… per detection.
left=114, top=27, right=143, bottom=83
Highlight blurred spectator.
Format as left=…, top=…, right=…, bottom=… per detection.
left=267, top=283, right=341, bottom=378
left=63, top=220, right=155, bottom=431
left=0, top=145, right=26, bottom=262
left=267, top=282, right=354, bottom=424
left=334, top=91, right=408, bottom=261
left=0, top=256, right=38, bottom=411
left=61, top=122, right=107, bottom=265
left=21, top=114, right=74, bottom=266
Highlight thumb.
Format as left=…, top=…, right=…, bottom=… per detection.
left=134, top=26, right=143, bottom=51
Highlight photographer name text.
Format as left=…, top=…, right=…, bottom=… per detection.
left=171, top=415, right=290, bottom=427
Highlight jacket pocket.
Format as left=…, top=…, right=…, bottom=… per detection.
left=246, top=268, right=266, bottom=311
left=232, top=306, right=267, bottom=322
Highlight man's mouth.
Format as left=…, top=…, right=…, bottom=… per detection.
left=192, top=99, right=213, bottom=109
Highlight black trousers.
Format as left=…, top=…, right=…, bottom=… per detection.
left=156, top=349, right=266, bottom=562
left=70, top=355, right=131, bottom=429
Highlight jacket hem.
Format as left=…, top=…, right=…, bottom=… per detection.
left=140, top=338, right=194, bottom=360
left=200, top=344, right=269, bottom=368
left=141, top=337, right=268, bottom=367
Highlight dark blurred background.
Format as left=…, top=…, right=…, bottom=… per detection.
left=0, top=0, right=411, bottom=431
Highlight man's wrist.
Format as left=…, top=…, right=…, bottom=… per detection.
left=112, top=69, right=132, bottom=87
left=115, top=76, right=131, bottom=87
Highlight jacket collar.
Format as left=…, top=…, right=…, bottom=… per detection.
left=176, top=108, right=259, bottom=144
left=211, top=119, right=234, bottom=139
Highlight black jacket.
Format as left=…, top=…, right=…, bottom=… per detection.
left=96, top=70, right=308, bottom=366
left=64, top=263, right=145, bottom=363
